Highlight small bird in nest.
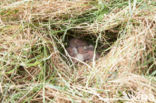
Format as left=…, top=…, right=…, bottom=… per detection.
left=66, top=38, right=99, bottom=63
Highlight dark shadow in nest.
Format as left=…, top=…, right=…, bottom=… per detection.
left=58, top=27, right=119, bottom=64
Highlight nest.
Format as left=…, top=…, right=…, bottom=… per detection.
left=0, top=0, right=156, bottom=103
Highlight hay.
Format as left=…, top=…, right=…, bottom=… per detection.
left=0, top=0, right=156, bottom=102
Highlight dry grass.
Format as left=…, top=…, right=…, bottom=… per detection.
left=0, top=0, right=156, bottom=103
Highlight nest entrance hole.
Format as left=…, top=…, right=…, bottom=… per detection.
left=62, top=28, right=119, bottom=57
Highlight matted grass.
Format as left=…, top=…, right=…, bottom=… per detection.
left=0, top=0, right=156, bottom=103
